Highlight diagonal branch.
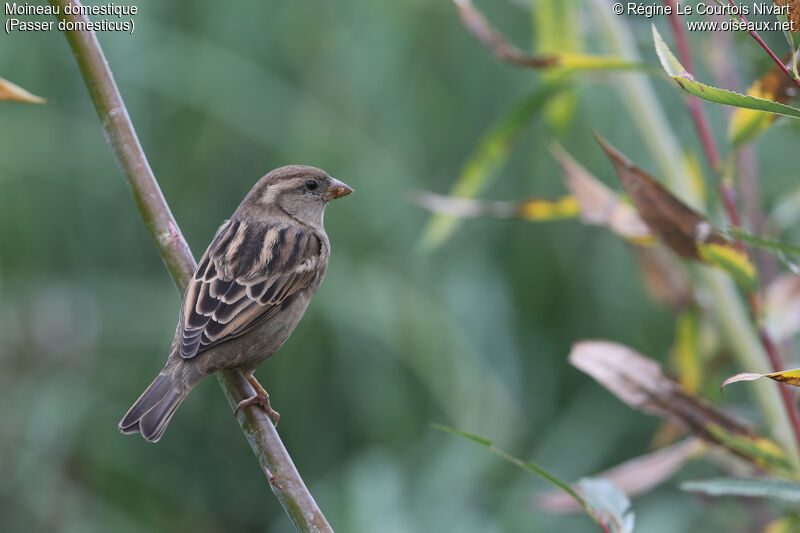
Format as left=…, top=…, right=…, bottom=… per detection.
left=726, top=0, right=800, bottom=89
left=47, top=1, right=333, bottom=531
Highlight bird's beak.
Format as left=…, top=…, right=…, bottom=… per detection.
left=324, top=178, right=354, bottom=200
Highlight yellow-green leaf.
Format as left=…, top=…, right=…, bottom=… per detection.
left=671, top=310, right=702, bottom=393
left=518, top=195, right=579, bottom=221
left=558, top=53, right=646, bottom=72
left=723, top=368, right=800, bottom=389
left=653, top=26, right=800, bottom=120
left=0, top=77, right=46, bottom=104
left=705, top=424, right=791, bottom=471
left=729, top=56, right=798, bottom=147
left=697, top=242, right=758, bottom=290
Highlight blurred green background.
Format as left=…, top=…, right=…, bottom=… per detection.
left=2, top=1, right=800, bottom=531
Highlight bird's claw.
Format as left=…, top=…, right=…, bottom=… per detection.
left=234, top=392, right=280, bottom=426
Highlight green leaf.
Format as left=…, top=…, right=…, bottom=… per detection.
left=431, top=423, right=492, bottom=446
left=682, top=477, right=800, bottom=502
left=728, top=226, right=800, bottom=257
left=726, top=226, right=800, bottom=274
left=420, top=83, right=563, bottom=249
left=704, top=424, right=792, bottom=472
left=433, top=424, right=637, bottom=532
left=652, top=26, right=800, bottom=120
left=728, top=57, right=798, bottom=147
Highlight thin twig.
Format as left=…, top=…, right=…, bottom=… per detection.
left=759, top=328, right=800, bottom=450
left=452, top=0, right=557, bottom=68
left=47, top=1, right=333, bottom=531
left=661, top=1, right=741, bottom=235
left=726, top=0, right=800, bottom=89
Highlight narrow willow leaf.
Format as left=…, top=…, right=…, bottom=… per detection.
left=727, top=226, right=800, bottom=257
left=682, top=477, right=800, bottom=502
left=431, top=424, right=599, bottom=522
left=432, top=424, right=492, bottom=446
left=653, top=25, right=800, bottom=120
left=595, top=133, right=726, bottom=259
left=538, top=439, right=704, bottom=513
left=595, top=135, right=759, bottom=286
left=722, top=368, right=800, bottom=389
left=420, top=85, right=561, bottom=249
left=551, top=143, right=653, bottom=244
left=411, top=191, right=579, bottom=221
left=705, top=424, right=791, bottom=471
left=729, top=55, right=798, bottom=147
left=0, top=77, right=46, bottom=104
left=412, top=191, right=523, bottom=219
left=697, top=242, right=758, bottom=290
left=569, top=341, right=789, bottom=469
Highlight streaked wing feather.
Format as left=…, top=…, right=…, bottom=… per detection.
left=177, top=219, right=321, bottom=359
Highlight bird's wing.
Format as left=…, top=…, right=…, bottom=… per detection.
left=177, top=219, right=323, bottom=359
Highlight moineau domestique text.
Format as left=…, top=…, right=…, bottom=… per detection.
left=4, top=2, right=137, bottom=17
left=625, top=2, right=789, bottom=17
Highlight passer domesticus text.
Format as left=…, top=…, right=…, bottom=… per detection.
left=119, top=165, right=353, bottom=442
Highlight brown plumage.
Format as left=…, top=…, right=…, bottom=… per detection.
left=119, top=165, right=353, bottom=442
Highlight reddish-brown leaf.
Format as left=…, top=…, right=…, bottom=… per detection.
left=569, top=341, right=788, bottom=469
left=594, top=133, right=727, bottom=259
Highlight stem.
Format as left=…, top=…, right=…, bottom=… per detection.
left=670, top=0, right=800, bottom=457
left=662, top=0, right=721, bottom=171
left=47, top=2, right=333, bottom=531
left=727, top=0, right=800, bottom=89
left=662, top=1, right=743, bottom=242
left=594, top=0, right=800, bottom=467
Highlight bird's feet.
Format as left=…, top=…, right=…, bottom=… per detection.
left=234, top=375, right=280, bottom=426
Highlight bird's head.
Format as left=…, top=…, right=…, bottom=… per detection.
left=236, top=165, right=353, bottom=226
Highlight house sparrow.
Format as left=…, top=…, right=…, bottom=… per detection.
left=119, top=165, right=353, bottom=442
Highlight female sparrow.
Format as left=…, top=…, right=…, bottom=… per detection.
left=119, top=165, right=353, bottom=442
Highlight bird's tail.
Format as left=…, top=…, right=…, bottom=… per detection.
left=119, top=371, right=189, bottom=443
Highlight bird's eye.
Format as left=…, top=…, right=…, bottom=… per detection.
left=305, top=179, right=319, bottom=191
